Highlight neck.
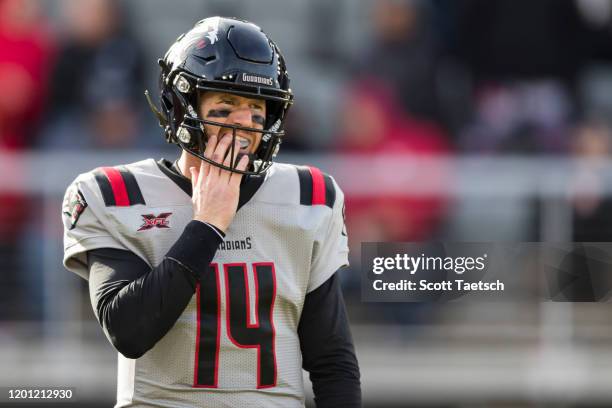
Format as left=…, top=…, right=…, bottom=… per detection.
left=177, top=151, right=200, bottom=180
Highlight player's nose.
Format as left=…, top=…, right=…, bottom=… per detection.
left=230, top=107, right=256, bottom=128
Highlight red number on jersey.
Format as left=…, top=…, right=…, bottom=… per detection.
left=193, top=262, right=277, bottom=388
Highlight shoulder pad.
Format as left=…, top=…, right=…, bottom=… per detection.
left=296, top=166, right=335, bottom=209
left=92, top=166, right=146, bottom=207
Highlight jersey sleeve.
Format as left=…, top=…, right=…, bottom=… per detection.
left=62, top=175, right=128, bottom=280
left=308, top=177, right=349, bottom=293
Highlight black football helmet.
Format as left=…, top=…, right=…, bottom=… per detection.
left=146, top=17, right=293, bottom=175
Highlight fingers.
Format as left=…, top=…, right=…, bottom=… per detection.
left=189, top=166, right=199, bottom=190
left=189, top=134, right=217, bottom=190
left=194, top=133, right=248, bottom=192
left=209, top=134, right=234, bottom=179
left=219, top=139, right=241, bottom=183
left=202, top=134, right=217, bottom=179
left=229, top=154, right=249, bottom=188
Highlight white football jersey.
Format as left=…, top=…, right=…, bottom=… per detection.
left=62, top=159, right=348, bottom=408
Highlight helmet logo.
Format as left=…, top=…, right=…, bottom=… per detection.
left=262, top=119, right=281, bottom=142
left=269, top=119, right=281, bottom=132
left=181, top=18, right=220, bottom=57
left=201, top=17, right=220, bottom=45
left=242, top=73, right=274, bottom=86
left=196, top=39, right=206, bottom=49
left=206, top=29, right=219, bottom=45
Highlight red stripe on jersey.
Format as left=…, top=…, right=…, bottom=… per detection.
left=101, top=167, right=130, bottom=207
left=308, top=166, right=326, bottom=206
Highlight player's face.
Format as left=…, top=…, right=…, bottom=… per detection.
left=198, top=91, right=267, bottom=155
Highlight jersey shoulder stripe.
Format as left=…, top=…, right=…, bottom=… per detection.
left=93, top=166, right=146, bottom=207
left=296, top=166, right=335, bottom=208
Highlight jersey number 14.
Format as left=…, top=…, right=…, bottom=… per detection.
left=194, top=262, right=276, bottom=389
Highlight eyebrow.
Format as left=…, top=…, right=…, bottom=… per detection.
left=216, top=95, right=264, bottom=109
left=216, top=95, right=236, bottom=102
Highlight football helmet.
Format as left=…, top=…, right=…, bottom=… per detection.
left=146, top=17, right=293, bottom=175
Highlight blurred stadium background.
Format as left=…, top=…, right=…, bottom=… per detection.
left=3, top=0, right=612, bottom=406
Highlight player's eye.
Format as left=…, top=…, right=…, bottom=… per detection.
left=252, top=114, right=265, bottom=126
left=206, top=109, right=232, bottom=118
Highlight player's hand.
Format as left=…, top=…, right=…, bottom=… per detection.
left=189, top=134, right=249, bottom=232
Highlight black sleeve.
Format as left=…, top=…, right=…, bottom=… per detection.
left=87, top=220, right=224, bottom=359
left=298, top=273, right=362, bottom=408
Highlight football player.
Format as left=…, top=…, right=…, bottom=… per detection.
left=62, top=17, right=361, bottom=407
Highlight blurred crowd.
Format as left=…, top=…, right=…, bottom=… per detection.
left=4, top=0, right=612, bottom=321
